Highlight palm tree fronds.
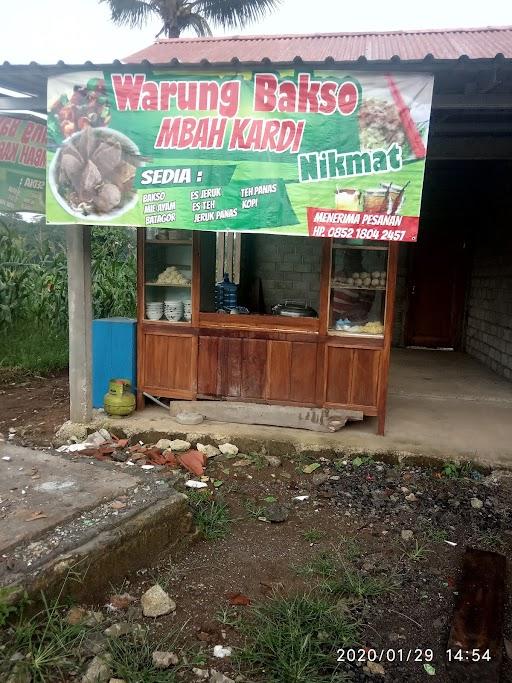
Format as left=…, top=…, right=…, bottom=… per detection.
left=194, top=0, right=281, bottom=31
left=178, top=11, right=213, bottom=37
left=101, top=0, right=159, bottom=29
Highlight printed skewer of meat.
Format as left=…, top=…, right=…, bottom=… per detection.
left=386, top=75, right=426, bottom=159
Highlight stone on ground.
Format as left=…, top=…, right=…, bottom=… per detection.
left=169, top=439, right=192, bottom=452
left=197, top=443, right=221, bottom=458
left=264, top=455, right=282, bottom=467
left=81, top=654, right=112, bottom=683
left=152, top=651, right=179, bottom=668
left=218, top=443, right=239, bottom=456
left=265, top=503, right=289, bottom=523
left=141, top=584, right=176, bottom=617
left=401, top=529, right=414, bottom=541
left=210, top=671, right=235, bottom=683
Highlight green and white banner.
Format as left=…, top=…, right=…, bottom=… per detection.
left=46, top=69, right=433, bottom=241
left=0, top=115, right=46, bottom=213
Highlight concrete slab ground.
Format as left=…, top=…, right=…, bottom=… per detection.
left=0, top=443, right=138, bottom=554
left=64, top=349, right=512, bottom=470
left=0, top=443, right=192, bottom=602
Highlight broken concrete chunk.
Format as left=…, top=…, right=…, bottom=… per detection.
left=265, top=503, right=289, bottom=523
left=66, top=606, right=103, bottom=627
left=264, top=455, right=282, bottom=467
left=197, top=443, right=221, bottom=458
left=152, top=651, right=179, bottom=668
left=218, top=443, right=239, bottom=456
left=366, top=661, right=385, bottom=676
left=185, top=480, right=208, bottom=489
left=175, top=412, right=204, bottom=425
left=81, top=654, right=112, bottom=683
left=210, top=671, right=235, bottom=683
left=169, top=439, right=191, bottom=452
left=141, top=584, right=176, bottom=617
left=104, top=621, right=134, bottom=637
left=155, top=439, right=173, bottom=450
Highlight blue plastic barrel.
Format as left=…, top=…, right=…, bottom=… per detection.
left=92, top=318, right=137, bottom=409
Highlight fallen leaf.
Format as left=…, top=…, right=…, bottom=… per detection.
left=423, top=663, right=436, bottom=676
left=227, top=593, right=251, bottom=606
left=213, top=480, right=224, bottom=488
left=302, top=463, right=321, bottom=474
left=25, top=511, right=47, bottom=522
left=352, top=457, right=363, bottom=467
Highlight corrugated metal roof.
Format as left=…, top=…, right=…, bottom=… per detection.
left=124, top=25, right=512, bottom=64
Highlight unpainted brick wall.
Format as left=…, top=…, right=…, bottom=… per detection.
left=465, top=220, right=512, bottom=381
left=242, top=234, right=323, bottom=312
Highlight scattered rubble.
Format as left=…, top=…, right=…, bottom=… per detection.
left=81, top=654, right=112, bottom=683
left=141, top=584, right=176, bottom=617
left=197, top=443, right=221, bottom=458
left=152, top=651, right=179, bottom=668
left=218, top=443, right=239, bottom=456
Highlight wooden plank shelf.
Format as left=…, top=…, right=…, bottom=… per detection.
left=145, top=239, right=193, bottom=245
left=332, top=243, right=388, bottom=251
left=145, top=282, right=191, bottom=287
left=331, top=285, right=386, bottom=291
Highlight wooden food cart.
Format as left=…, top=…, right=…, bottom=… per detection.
left=136, top=229, right=398, bottom=434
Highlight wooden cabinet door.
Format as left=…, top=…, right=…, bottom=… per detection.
left=325, top=346, right=381, bottom=411
left=197, top=336, right=267, bottom=400
left=266, top=340, right=318, bottom=404
left=142, top=333, right=196, bottom=399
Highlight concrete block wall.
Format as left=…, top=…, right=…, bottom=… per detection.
left=465, top=223, right=512, bottom=381
left=243, top=235, right=323, bottom=312
left=392, top=244, right=409, bottom=347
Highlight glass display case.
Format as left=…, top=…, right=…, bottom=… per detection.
left=143, top=228, right=192, bottom=323
left=328, top=240, right=389, bottom=337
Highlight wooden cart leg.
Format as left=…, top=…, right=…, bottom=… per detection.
left=377, top=409, right=386, bottom=436
left=136, top=389, right=145, bottom=411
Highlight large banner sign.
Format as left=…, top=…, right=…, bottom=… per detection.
left=46, top=69, right=433, bottom=241
left=0, top=115, right=46, bottom=213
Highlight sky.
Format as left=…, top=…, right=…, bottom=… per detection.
left=1, top=0, right=511, bottom=65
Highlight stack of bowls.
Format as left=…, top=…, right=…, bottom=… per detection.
left=164, top=299, right=184, bottom=322
left=146, top=301, right=163, bottom=320
left=183, top=299, right=192, bottom=322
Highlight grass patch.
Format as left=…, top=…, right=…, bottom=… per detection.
left=325, top=566, right=399, bottom=600
left=237, top=592, right=359, bottom=682
left=301, top=530, right=327, bottom=543
left=296, top=552, right=337, bottom=579
left=441, top=461, right=475, bottom=479
left=0, top=319, right=68, bottom=381
left=0, top=594, right=88, bottom=682
left=401, top=540, right=432, bottom=562
left=187, top=490, right=231, bottom=540
left=423, top=527, right=448, bottom=543
left=107, top=630, right=185, bottom=683
left=243, top=499, right=266, bottom=519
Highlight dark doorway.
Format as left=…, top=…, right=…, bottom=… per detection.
left=404, top=162, right=471, bottom=349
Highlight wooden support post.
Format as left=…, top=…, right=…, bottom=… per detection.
left=447, top=548, right=506, bottom=682
left=66, top=225, right=93, bottom=423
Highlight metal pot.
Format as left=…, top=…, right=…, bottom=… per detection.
left=272, top=301, right=318, bottom=318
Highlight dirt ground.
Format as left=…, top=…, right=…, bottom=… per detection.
left=123, top=452, right=512, bottom=683
left=2, top=374, right=512, bottom=681
left=0, top=372, right=69, bottom=446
